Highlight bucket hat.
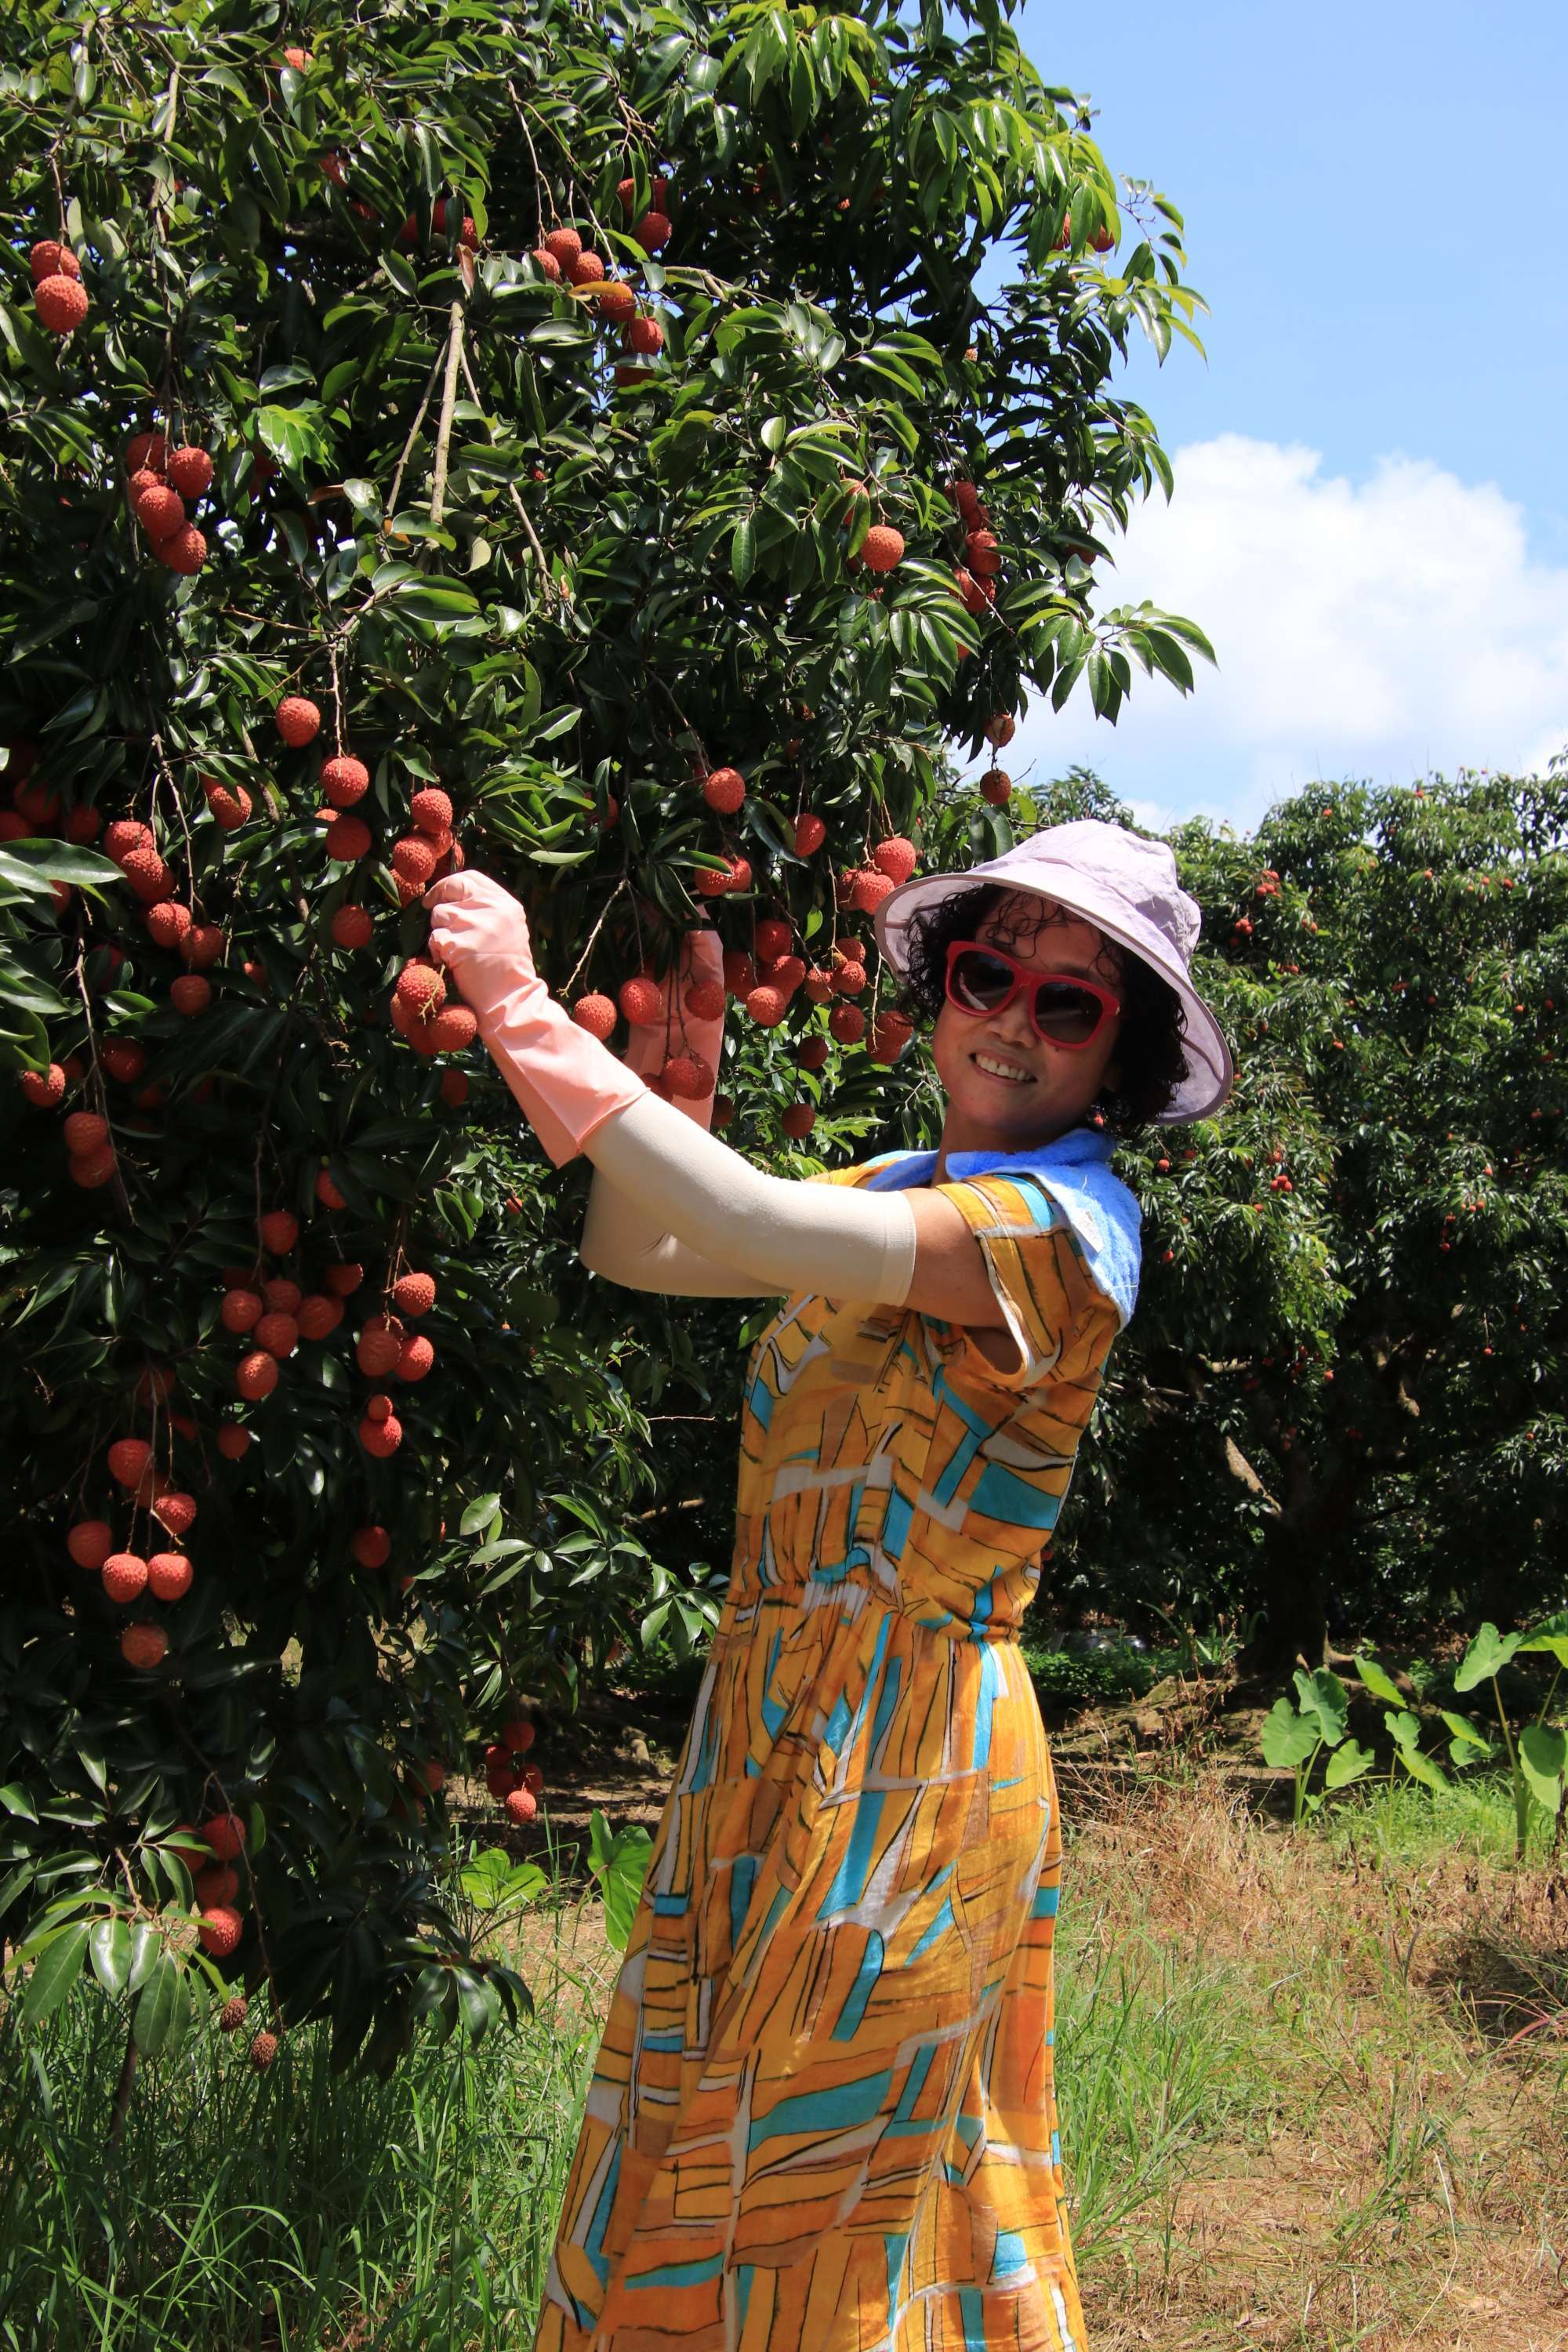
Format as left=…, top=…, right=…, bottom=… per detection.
left=873, top=818, right=1234, bottom=1123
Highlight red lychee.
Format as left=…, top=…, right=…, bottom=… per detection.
left=501, top=1715, right=535, bottom=1757
left=35, top=274, right=89, bottom=335
left=254, top=1312, right=299, bottom=1360
left=964, top=529, right=1001, bottom=578
left=205, top=780, right=252, bottom=832
left=148, top=1550, right=193, bottom=1601
left=103, top=1040, right=147, bottom=1087
left=440, top=1068, right=469, bottom=1107
left=359, top=1411, right=403, bottom=1457
left=755, top=918, right=793, bottom=963
left=567, top=249, right=604, bottom=285
left=324, top=1261, right=363, bottom=1296
left=203, top=1811, right=247, bottom=1860
left=428, top=1004, right=476, bottom=1052
left=146, top=900, right=192, bottom=950
left=314, top=1167, right=346, bottom=1210
left=64, top=1111, right=108, bottom=1155
left=596, top=282, right=637, bottom=323
left=134, top=482, right=185, bottom=540
left=102, top=1552, right=148, bottom=1604
left=531, top=247, right=562, bottom=281
left=67, top=1519, right=114, bottom=1570
left=503, top=1786, right=538, bottom=1824
left=275, top=696, right=321, bottom=747
left=572, top=993, right=617, bottom=1040
left=121, top=846, right=173, bottom=902
left=793, top=811, right=826, bottom=856
left=331, top=904, right=373, bottom=950
left=765, top=955, right=806, bottom=998
left=859, top=525, right=905, bottom=574
left=829, top=1004, right=866, bottom=1045
left=183, top=923, right=223, bottom=968
left=397, top=1334, right=434, bottom=1381
left=216, top=1425, right=251, bottom=1461
left=391, top=834, right=437, bottom=887
left=830, top=957, right=869, bottom=995
left=393, top=1272, right=436, bottom=1318
left=122, top=1622, right=168, bottom=1668
left=985, top=713, right=1017, bottom=748
left=321, top=754, right=369, bottom=807
left=543, top=227, right=583, bottom=269
left=165, top=446, right=212, bottom=499
left=198, top=1905, right=243, bottom=1958
left=633, top=210, right=672, bottom=252
left=797, top=1036, right=830, bottom=1073
left=236, top=1352, right=278, bottom=1401
left=872, top=837, right=916, bottom=884
left=626, top=314, right=665, bottom=357
left=396, top=959, right=446, bottom=1017
left=170, top=975, right=212, bottom=1017
left=194, top=1865, right=239, bottom=1908
left=713, top=1094, right=735, bottom=1129
left=263, top=1278, right=301, bottom=1316
left=220, top=1288, right=263, bottom=1334
left=980, top=768, right=1012, bottom=806
left=410, top=787, right=452, bottom=836
left=702, top=766, right=745, bottom=814
left=19, top=1062, right=64, bottom=1108
left=746, top=985, right=786, bottom=1027
left=64, top=804, right=103, bottom=844
left=152, top=1490, right=196, bottom=1537
left=685, top=978, right=726, bottom=1022
left=696, top=854, right=750, bottom=898
left=68, top=1141, right=116, bottom=1190
left=31, top=240, right=81, bottom=283
left=108, top=1438, right=151, bottom=1487
left=350, top=1525, right=391, bottom=1569
left=103, top=818, right=154, bottom=866
left=356, top=1316, right=405, bottom=1377
left=722, top=951, right=757, bottom=998
left=780, top=1102, right=816, bottom=1140
left=619, top=977, right=665, bottom=1026
left=324, top=814, right=371, bottom=862
left=869, top=1011, right=914, bottom=1065
left=297, top=1293, right=343, bottom=1341
left=124, top=430, right=167, bottom=474
left=158, top=525, right=207, bottom=575
left=804, top=965, right=833, bottom=1004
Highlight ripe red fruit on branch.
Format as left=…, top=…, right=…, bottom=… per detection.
left=68, top=1141, right=116, bottom=1189
left=199, top=1906, right=243, bottom=1958
left=67, top=1519, right=114, bottom=1570
left=202, top=1812, right=247, bottom=1861
left=397, top=1334, right=434, bottom=1381
left=964, top=529, right=1001, bottom=579
left=504, top=1786, right=538, bottom=1824
left=275, top=696, right=321, bottom=747
left=440, top=1069, right=469, bottom=1107
left=321, top=754, right=369, bottom=808
left=118, top=1620, right=166, bottom=1670
left=410, top=787, right=452, bottom=836
left=980, top=768, right=1012, bottom=806
left=428, top=1004, right=476, bottom=1051
left=357, top=1316, right=405, bottom=1377
left=204, top=780, right=251, bottom=832
left=804, top=965, right=833, bottom=1004
left=781, top=1103, right=816, bottom=1140
left=633, top=210, right=672, bottom=252
left=146, top=900, right=192, bottom=949
left=662, top=1053, right=713, bottom=1101
left=64, top=1111, right=107, bottom=1154
left=324, top=814, right=372, bottom=862
left=872, top=836, right=916, bottom=884
left=859, top=525, right=904, bottom=573
left=102, top=1552, right=148, bottom=1604
left=685, top=978, right=725, bottom=1022
left=869, top=1011, right=914, bottom=1065
left=152, top=1490, right=197, bottom=1537
left=170, top=974, right=212, bottom=1018
left=297, top=1293, right=343, bottom=1341
left=104, top=818, right=154, bottom=866
left=35, top=273, right=89, bottom=334
left=165, top=445, right=213, bottom=499
left=793, top=811, right=826, bottom=856
left=148, top=1551, right=193, bottom=1601
left=254, top=1312, right=299, bottom=1359
left=797, top=1036, right=829, bottom=1073
left=722, top=951, right=757, bottom=997
left=324, top=1261, right=362, bottom=1296
left=391, top=834, right=437, bottom=887
left=572, top=993, right=617, bottom=1040
left=702, top=766, right=745, bottom=813
left=350, top=1526, right=391, bottom=1569
left=953, top=567, right=990, bottom=617
left=394, top=1272, right=437, bottom=1318
left=543, top=226, right=582, bottom=267
left=331, top=904, right=374, bottom=950
left=19, top=1062, right=65, bottom=1107
left=619, top=977, right=664, bottom=1025
left=108, top=1438, right=152, bottom=1486
left=765, top=954, right=805, bottom=998
left=122, top=845, right=173, bottom=902
left=597, top=283, right=638, bottom=325
left=221, top=1288, right=263, bottom=1334
left=568, top=249, right=604, bottom=285
left=531, top=247, right=562, bottom=281
left=359, top=1411, right=403, bottom=1457
left=746, top=985, right=786, bottom=1027
left=985, top=713, right=1017, bottom=748
left=396, top=959, right=446, bottom=1016
left=755, top=918, right=792, bottom=963
left=216, top=1425, right=252, bottom=1461
left=134, top=481, right=185, bottom=540
left=953, top=479, right=985, bottom=523
left=626, top=314, right=665, bottom=357
left=159, top=526, right=207, bottom=575
left=195, top=1865, right=239, bottom=1908
left=31, top=240, right=81, bottom=283
left=259, top=1209, right=298, bottom=1254
left=101, top=1040, right=147, bottom=1084
left=829, top=1004, right=866, bottom=1045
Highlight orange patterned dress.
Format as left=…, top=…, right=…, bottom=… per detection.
left=534, top=1154, right=1130, bottom=2352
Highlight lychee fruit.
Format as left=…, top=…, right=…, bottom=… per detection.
left=145, top=899, right=192, bottom=949
left=393, top=1272, right=436, bottom=1318
left=765, top=954, right=806, bottom=998
left=781, top=1102, right=817, bottom=1140
left=829, top=1004, right=866, bottom=1045
left=324, top=1261, right=363, bottom=1296
left=103, top=818, right=154, bottom=866
left=797, top=1036, right=830, bottom=1073
left=183, top=923, right=223, bottom=968
left=220, top=1288, right=263, bottom=1334
left=216, top=1425, right=252, bottom=1461
left=321, top=754, right=369, bottom=807
left=170, top=975, right=212, bottom=1017
left=198, top=1905, right=244, bottom=1958
left=152, top=1490, right=197, bottom=1537
left=397, top=1334, right=434, bottom=1381
left=869, top=1011, right=914, bottom=1064
left=102, top=1552, right=148, bottom=1604
left=31, top=240, right=81, bottom=283
left=543, top=226, right=583, bottom=268
left=314, top=1167, right=347, bottom=1211
left=685, top=978, right=725, bottom=1022
left=662, top=1053, right=713, bottom=1101
left=722, top=951, right=757, bottom=998
left=713, top=1094, right=735, bottom=1129
left=195, top=1864, right=240, bottom=1908
left=64, top=1110, right=108, bottom=1155
left=428, top=1004, right=476, bottom=1052
left=755, top=918, right=793, bottom=963
left=696, top=854, right=751, bottom=898
left=503, top=1786, right=538, bottom=1824
left=746, top=985, right=786, bottom=1027
left=236, top=1352, right=278, bottom=1401
left=980, top=768, right=1012, bottom=806
left=67, top=1519, right=114, bottom=1570
left=19, top=1061, right=65, bottom=1107
left=359, top=1411, right=403, bottom=1457
left=793, top=811, right=826, bottom=855
left=440, top=1068, right=469, bottom=1107
left=350, top=1525, right=391, bottom=1568
left=859, top=526, right=905, bottom=573
left=201, top=1811, right=246, bottom=1860
left=410, top=787, right=452, bottom=836
left=324, top=814, right=372, bottom=862
left=68, top=1140, right=118, bottom=1188
left=121, top=1622, right=168, bottom=1668
left=626, top=314, right=665, bottom=357
left=572, top=993, right=617, bottom=1040
left=147, top=1551, right=193, bottom=1601
left=64, top=804, right=103, bottom=844
left=275, top=696, right=321, bottom=747
left=804, top=965, right=833, bottom=1004
left=872, top=836, right=916, bottom=883
left=297, top=1293, right=343, bottom=1341
left=830, top=958, right=868, bottom=994
left=121, top=846, right=174, bottom=902
left=331, top=904, right=373, bottom=950
left=356, top=1316, right=405, bottom=1377
left=159, top=525, right=208, bottom=575
left=249, top=2029, right=279, bottom=2071
left=124, top=430, right=167, bottom=474
left=619, top=977, right=665, bottom=1026
left=108, top=1437, right=152, bottom=1487
left=391, top=834, right=437, bottom=888
left=597, top=282, right=637, bottom=324
left=254, top=1311, right=299, bottom=1360
left=164, top=446, right=212, bottom=499
left=702, top=766, right=745, bottom=814
left=396, top=959, right=446, bottom=1017
left=35, top=274, right=89, bottom=334
left=263, top=1278, right=301, bottom=1315
left=633, top=210, right=672, bottom=252
left=567, top=248, right=604, bottom=285
left=134, top=481, right=186, bottom=540
left=218, top=1993, right=248, bottom=2031
left=964, top=529, right=1001, bottom=578
left=985, top=713, right=1017, bottom=748
left=530, top=247, right=562, bottom=281
left=204, top=780, right=252, bottom=832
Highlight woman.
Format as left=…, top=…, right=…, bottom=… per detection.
left=427, top=818, right=1233, bottom=2352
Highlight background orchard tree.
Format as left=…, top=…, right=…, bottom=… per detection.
left=0, top=0, right=1207, bottom=2074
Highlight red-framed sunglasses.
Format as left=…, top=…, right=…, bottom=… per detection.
left=944, top=940, right=1122, bottom=1050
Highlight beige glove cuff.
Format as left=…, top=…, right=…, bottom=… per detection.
left=583, top=1094, right=918, bottom=1308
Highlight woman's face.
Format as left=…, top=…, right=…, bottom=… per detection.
left=931, top=890, right=1124, bottom=1154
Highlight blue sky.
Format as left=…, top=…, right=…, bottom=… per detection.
left=985, top=0, right=1568, bottom=833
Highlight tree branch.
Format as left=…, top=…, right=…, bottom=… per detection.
left=430, top=296, right=466, bottom=527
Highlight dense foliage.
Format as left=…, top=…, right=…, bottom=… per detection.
left=0, top=0, right=1206, bottom=2068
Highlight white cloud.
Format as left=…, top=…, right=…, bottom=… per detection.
left=993, top=435, right=1568, bottom=832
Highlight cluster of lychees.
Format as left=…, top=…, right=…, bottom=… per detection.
left=67, top=1431, right=200, bottom=1674
left=482, top=1711, right=545, bottom=1825
left=123, top=426, right=215, bottom=577
left=28, top=237, right=89, bottom=336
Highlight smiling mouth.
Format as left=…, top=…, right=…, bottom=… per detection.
left=971, top=1049, right=1036, bottom=1087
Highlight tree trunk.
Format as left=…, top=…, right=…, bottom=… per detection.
left=105, top=2016, right=139, bottom=2155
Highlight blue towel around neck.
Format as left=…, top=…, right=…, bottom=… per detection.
left=859, top=1123, right=1144, bottom=1329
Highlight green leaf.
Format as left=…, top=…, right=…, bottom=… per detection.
left=1323, top=1738, right=1376, bottom=1791
left=89, top=1917, right=136, bottom=1997
left=0, top=1783, right=38, bottom=1823
left=731, top=514, right=757, bottom=587
left=460, top=1493, right=502, bottom=1537
left=132, top=1951, right=189, bottom=2055
left=1453, top=1622, right=1525, bottom=1692
left=1353, top=1655, right=1404, bottom=1707
left=21, top=1921, right=90, bottom=2027
left=1260, top=1698, right=1318, bottom=1770
left=1292, top=1667, right=1348, bottom=1746
left=1519, top=1612, right=1568, bottom=1669
left=586, top=1809, right=652, bottom=1951
left=1519, top=1724, right=1567, bottom=1815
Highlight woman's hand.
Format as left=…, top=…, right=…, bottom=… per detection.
left=424, top=873, right=538, bottom=1024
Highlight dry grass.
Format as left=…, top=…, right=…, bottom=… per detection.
left=1054, top=1765, right=1568, bottom=2350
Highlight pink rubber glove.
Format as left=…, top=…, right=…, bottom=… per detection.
left=423, top=873, right=644, bottom=1165
left=620, top=928, right=725, bottom=1130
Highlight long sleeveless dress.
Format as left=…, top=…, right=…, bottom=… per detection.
left=534, top=1149, right=1131, bottom=2352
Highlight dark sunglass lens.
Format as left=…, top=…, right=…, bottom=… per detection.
left=951, top=949, right=1015, bottom=1011
left=1032, top=981, right=1101, bottom=1040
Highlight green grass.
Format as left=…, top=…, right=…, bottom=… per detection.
left=2, top=1773, right=1563, bottom=2350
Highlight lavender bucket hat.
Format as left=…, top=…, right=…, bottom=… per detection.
left=873, top=817, right=1235, bottom=1123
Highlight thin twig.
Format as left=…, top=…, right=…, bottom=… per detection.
left=383, top=346, right=445, bottom=532
left=564, top=878, right=629, bottom=996
left=429, top=296, right=466, bottom=527
left=457, top=343, right=557, bottom=604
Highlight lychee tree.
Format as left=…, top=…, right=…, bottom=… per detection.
left=0, top=0, right=1207, bottom=2073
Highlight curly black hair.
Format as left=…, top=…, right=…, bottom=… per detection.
left=898, top=883, right=1189, bottom=1136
